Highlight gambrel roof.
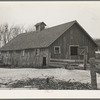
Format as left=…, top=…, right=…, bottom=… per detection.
left=0, top=20, right=98, bottom=51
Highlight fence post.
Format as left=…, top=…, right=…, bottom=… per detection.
left=89, top=57, right=97, bottom=90
left=84, top=54, right=87, bottom=70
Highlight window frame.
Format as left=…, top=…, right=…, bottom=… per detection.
left=69, top=45, right=79, bottom=56
left=6, top=51, right=9, bottom=57
left=36, top=49, right=40, bottom=56
left=54, top=46, right=61, bottom=54
left=22, top=50, right=25, bottom=57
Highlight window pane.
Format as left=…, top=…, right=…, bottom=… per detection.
left=71, top=47, right=78, bottom=56
left=54, top=47, right=60, bottom=54
left=36, top=49, right=39, bottom=55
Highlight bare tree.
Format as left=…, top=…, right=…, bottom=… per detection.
left=8, top=25, right=24, bottom=41
left=0, top=24, right=8, bottom=46
left=0, top=23, right=38, bottom=47
left=0, top=23, right=25, bottom=47
left=25, top=24, right=35, bottom=33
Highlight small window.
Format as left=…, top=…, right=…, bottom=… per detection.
left=70, top=46, right=78, bottom=56
left=22, top=50, right=25, bottom=56
left=6, top=51, right=9, bottom=57
left=54, top=46, right=61, bottom=54
left=36, top=49, right=40, bottom=56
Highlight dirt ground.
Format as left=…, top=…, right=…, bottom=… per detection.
left=0, top=67, right=100, bottom=89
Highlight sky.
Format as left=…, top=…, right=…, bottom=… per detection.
left=0, top=1, right=100, bottom=39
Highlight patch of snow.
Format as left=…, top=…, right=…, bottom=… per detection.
left=0, top=68, right=100, bottom=88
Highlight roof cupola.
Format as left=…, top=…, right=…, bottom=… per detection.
left=35, top=22, right=46, bottom=31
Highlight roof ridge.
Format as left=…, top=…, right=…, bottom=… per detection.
left=43, top=20, right=76, bottom=30
left=18, top=20, right=76, bottom=35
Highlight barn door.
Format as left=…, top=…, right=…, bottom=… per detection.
left=43, top=57, right=46, bottom=66
left=70, top=45, right=79, bottom=59
left=79, top=46, right=88, bottom=61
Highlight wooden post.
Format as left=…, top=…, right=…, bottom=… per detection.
left=46, top=77, right=49, bottom=84
left=84, top=54, right=87, bottom=70
left=89, top=57, right=97, bottom=90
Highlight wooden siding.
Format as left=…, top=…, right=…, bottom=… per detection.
left=1, top=48, right=50, bottom=67
left=49, top=28, right=70, bottom=59
left=49, top=23, right=96, bottom=60
left=1, top=23, right=96, bottom=67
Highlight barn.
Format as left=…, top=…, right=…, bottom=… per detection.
left=0, top=20, right=98, bottom=68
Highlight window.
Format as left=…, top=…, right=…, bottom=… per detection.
left=22, top=50, right=25, bottom=56
left=6, top=51, right=9, bottom=57
left=43, top=57, right=46, bottom=66
left=36, top=49, right=40, bottom=56
left=70, top=46, right=78, bottom=56
left=54, top=46, right=61, bottom=54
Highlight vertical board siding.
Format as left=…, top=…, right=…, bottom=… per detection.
left=50, top=23, right=96, bottom=60
left=49, top=29, right=70, bottom=59
left=1, top=48, right=50, bottom=67
left=70, top=24, right=96, bottom=59
left=1, top=23, right=96, bottom=67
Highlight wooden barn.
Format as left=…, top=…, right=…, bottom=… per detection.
left=0, top=20, right=98, bottom=68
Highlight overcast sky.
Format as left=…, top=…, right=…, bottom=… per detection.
left=0, top=1, right=100, bottom=38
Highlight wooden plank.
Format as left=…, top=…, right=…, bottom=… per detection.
left=49, top=62, right=68, bottom=65
left=50, top=58, right=84, bottom=63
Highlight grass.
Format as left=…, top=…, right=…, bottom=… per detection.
left=7, top=78, right=92, bottom=90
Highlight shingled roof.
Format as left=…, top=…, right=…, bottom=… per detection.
left=0, top=20, right=98, bottom=51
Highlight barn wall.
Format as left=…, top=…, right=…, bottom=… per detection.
left=1, top=48, right=50, bottom=67
left=70, top=23, right=96, bottom=59
left=49, top=23, right=96, bottom=60
left=49, top=29, right=70, bottom=59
